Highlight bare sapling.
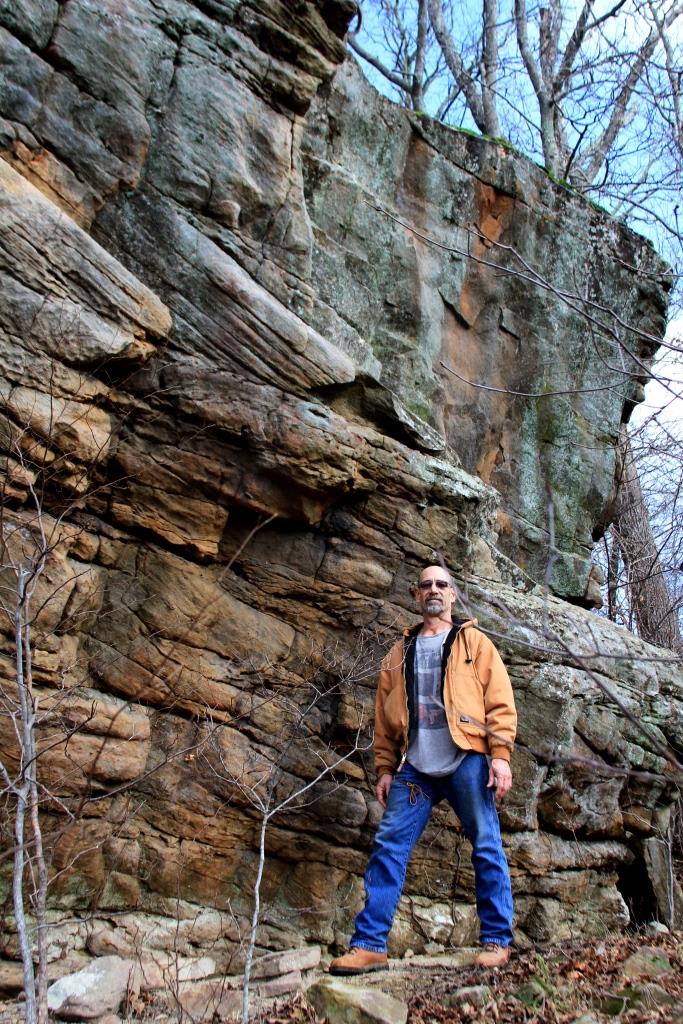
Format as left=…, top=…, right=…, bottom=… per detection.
left=0, top=502, right=52, bottom=1024
left=199, top=632, right=384, bottom=1024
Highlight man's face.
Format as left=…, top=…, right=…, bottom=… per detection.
left=414, top=566, right=456, bottom=620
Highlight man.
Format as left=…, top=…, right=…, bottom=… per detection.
left=330, top=565, right=516, bottom=974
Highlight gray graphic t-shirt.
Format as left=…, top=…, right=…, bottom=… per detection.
left=406, top=632, right=466, bottom=777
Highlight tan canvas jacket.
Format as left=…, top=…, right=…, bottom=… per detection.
left=374, top=618, right=517, bottom=779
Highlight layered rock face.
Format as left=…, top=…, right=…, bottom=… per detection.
left=0, top=0, right=681, bottom=981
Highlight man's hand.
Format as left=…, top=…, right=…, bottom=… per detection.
left=488, top=757, right=512, bottom=802
left=375, top=773, right=393, bottom=807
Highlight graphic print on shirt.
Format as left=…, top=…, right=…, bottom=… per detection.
left=415, top=640, right=447, bottom=730
left=406, top=632, right=466, bottom=777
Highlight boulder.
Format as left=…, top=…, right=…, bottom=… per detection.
left=513, top=980, right=548, bottom=1008
left=620, top=946, right=673, bottom=980
left=255, top=970, right=303, bottom=997
left=168, top=979, right=241, bottom=1023
left=443, top=984, right=492, bottom=1008
left=47, top=956, right=138, bottom=1020
left=0, top=960, right=23, bottom=996
left=307, top=978, right=408, bottom=1024
left=251, top=946, right=321, bottom=979
left=599, top=983, right=675, bottom=1015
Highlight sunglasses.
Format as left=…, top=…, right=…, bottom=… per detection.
left=416, top=580, right=451, bottom=591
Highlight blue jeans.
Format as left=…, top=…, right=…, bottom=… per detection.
left=351, top=755, right=513, bottom=950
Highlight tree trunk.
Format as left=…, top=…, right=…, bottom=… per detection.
left=411, top=0, right=428, bottom=111
left=241, top=813, right=268, bottom=1024
left=428, top=0, right=487, bottom=131
left=612, top=426, right=682, bottom=652
left=13, top=568, right=38, bottom=1024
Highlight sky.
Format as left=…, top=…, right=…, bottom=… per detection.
left=632, top=317, right=683, bottom=431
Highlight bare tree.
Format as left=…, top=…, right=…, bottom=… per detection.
left=0, top=379, right=226, bottom=1019
left=348, top=0, right=433, bottom=110
left=0, top=512, right=50, bottom=1024
left=0, top=384, right=112, bottom=1024
left=351, top=1, right=683, bottom=283
left=353, top=2, right=683, bottom=169
left=348, top=0, right=488, bottom=119
left=602, top=418, right=683, bottom=650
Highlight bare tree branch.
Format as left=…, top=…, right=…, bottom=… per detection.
left=427, top=0, right=488, bottom=131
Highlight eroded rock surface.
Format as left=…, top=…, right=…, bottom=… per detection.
left=302, top=60, right=668, bottom=601
left=0, top=0, right=681, bottom=987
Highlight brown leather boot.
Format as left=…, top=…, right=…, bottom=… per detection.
left=329, top=948, right=388, bottom=975
left=475, top=943, right=511, bottom=967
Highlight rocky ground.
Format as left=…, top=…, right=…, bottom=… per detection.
left=265, top=932, right=683, bottom=1024
left=0, top=929, right=681, bottom=1023
left=109, top=932, right=683, bottom=1024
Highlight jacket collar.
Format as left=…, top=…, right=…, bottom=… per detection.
left=402, top=616, right=476, bottom=638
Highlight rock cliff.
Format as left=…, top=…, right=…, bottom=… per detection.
left=0, top=0, right=681, bottom=982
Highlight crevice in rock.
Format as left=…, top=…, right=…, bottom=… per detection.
left=186, top=0, right=238, bottom=28
left=313, top=379, right=444, bottom=455
left=0, top=7, right=60, bottom=54
left=407, top=119, right=526, bottom=205
left=163, top=30, right=186, bottom=104
left=6, top=22, right=132, bottom=123
left=573, top=724, right=621, bottom=771
left=617, top=845, right=658, bottom=927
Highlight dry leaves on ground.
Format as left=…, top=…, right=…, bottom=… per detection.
left=264, top=931, right=683, bottom=1024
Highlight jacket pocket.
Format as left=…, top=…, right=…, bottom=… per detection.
left=447, top=665, right=486, bottom=738
left=457, top=713, right=486, bottom=738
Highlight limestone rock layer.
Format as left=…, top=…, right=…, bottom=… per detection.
left=0, top=0, right=681, bottom=974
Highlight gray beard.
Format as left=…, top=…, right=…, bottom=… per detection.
left=425, top=599, right=443, bottom=614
